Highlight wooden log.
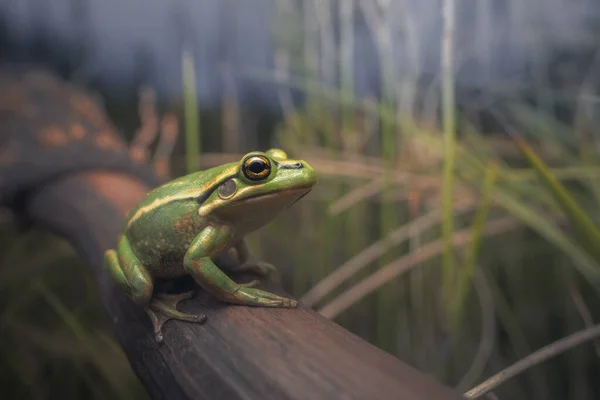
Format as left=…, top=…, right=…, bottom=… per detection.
left=0, top=66, right=465, bottom=400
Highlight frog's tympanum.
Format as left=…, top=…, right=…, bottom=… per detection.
left=104, top=148, right=317, bottom=342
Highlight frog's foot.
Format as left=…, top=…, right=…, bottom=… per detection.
left=145, top=291, right=207, bottom=343
left=222, top=286, right=298, bottom=308
left=236, top=260, right=281, bottom=283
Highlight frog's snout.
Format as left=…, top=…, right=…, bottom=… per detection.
left=277, top=159, right=317, bottom=186
left=300, top=160, right=317, bottom=186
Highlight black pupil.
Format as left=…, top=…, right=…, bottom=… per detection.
left=249, top=159, right=266, bottom=174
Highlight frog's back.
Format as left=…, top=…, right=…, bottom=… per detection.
left=124, top=170, right=215, bottom=275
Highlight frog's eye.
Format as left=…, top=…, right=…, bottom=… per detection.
left=242, top=155, right=271, bottom=181
left=218, top=179, right=237, bottom=199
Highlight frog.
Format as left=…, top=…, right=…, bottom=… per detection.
left=103, top=148, right=316, bottom=343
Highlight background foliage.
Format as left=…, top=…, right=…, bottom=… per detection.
left=3, top=0, right=600, bottom=399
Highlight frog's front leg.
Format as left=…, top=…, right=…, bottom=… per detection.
left=229, top=239, right=280, bottom=282
left=184, top=225, right=297, bottom=308
left=104, top=235, right=206, bottom=343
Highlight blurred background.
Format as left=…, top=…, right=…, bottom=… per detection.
left=2, top=0, right=600, bottom=399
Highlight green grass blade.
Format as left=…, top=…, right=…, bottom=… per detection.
left=514, top=137, right=600, bottom=263
left=493, top=187, right=600, bottom=292
left=441, top=0, right=457, bottom=306
left=451, top=161, right=497, bottom=331
left=451, top=143, right=600, bottom=290
left=182, top=48, right=201, bottom=173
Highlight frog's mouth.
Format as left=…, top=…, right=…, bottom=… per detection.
left=234, top=187, right=312, bottom=206
left=285, top=188, right=312, bottom=208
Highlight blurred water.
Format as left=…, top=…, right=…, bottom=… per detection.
left=0, top=0, right=598, bottom=109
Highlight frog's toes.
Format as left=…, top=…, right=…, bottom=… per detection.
left=225, top=287, right=298, bottom=308
left=146, top=290, right=207, bottom=343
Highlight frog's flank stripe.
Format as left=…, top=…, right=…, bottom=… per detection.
left=127, top=165, right=239, bottom=228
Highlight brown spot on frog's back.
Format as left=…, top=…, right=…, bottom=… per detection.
left=173, top=214, right=195, bottom=233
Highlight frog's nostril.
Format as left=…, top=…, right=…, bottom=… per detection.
left=280, top=161, right=303, bottom=170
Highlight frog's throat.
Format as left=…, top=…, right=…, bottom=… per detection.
left=197, top=186, right=312, bottom=218
left=126, top=166, right=239, bottom=228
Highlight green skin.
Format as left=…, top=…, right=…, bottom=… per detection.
left=104, top=148, right=316, bottom=342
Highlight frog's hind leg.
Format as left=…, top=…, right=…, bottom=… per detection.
left=228, top=239, right=281, bottom=283
left=104, top=236, right=206, bottom=343
left=104, top=249, right=130, bottom=294
left=104, top=235, right=155, bottom=305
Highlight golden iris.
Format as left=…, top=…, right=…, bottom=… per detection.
left=242, top=155, right=271, bottom=181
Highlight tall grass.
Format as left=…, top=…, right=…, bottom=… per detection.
left=440, top=0, right=457, bottom=313
left=182, top=47, right=201, bottom=173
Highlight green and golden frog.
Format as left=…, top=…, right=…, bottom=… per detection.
left=104, top=148, right=316, bottom=342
